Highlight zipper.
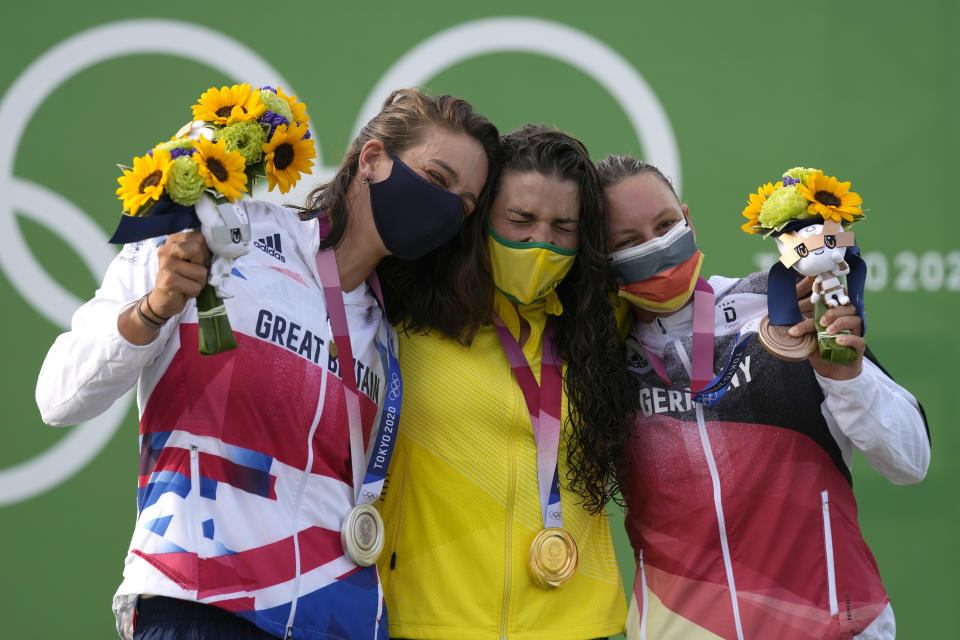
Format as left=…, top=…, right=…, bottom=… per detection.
left=821, top=490, right=839, bottom=616
left=638, top=550, right=649, bottom=640
left=189, top=444, right=200, bottom=557
left=499, top=399, right=520, bottom=640
left=693, top=402, right=745, bottom=640
left=674, top=340, right=744, bottom=640
left=284, top=352, right=331, bottom=639
left=386, top=450, right=409, bottom=570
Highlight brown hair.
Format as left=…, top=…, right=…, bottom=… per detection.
left=296, top=88, right=500, bottom=340
left=596, top=153, right=680, bottom=203
left=297, top=88, right=500, bottom=244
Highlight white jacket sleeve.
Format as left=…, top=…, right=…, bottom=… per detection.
left=36, top=240, right=179, bottom=426
left=816, top=357, right=930, bottom=485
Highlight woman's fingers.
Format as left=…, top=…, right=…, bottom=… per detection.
left=152, top=232, right=211, bottom=316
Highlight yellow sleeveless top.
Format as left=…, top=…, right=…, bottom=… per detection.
left=376, top=292, right=626, bottom=640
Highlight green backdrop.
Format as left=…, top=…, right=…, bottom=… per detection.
left=2, top=1, right=956, bottom=637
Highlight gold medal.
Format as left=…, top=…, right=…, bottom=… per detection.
left=757, top=314, right=817, bottom=362
left=329, top=341, right=339, bottom=358
left=340, top=504, right=384, bottom=566
left=528, top=527, right=578, bottom=589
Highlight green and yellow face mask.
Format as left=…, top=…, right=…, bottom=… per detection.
left=488, top=227, right=578, bottom=306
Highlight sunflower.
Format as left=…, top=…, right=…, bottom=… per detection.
left=262, top=123, right=315, bottom=194
left=740, top=181, right=780, bottom=234
left=191, top=84, right=267, bottom=125
left=276, top=87, right=309, bottom=126
left=193, top=136, right=248, bottom=202
left=116, top=148, right=173, bottom=214
left=797, top=172, right=864, bottom=223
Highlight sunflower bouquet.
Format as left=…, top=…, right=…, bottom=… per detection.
left=111, top=84, right=316, bottom=355
left=740, top=167, right=867, bottom=364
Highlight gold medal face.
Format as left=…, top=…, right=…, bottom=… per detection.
left=328, top=342, right=339, bottom=359
left=528, top=527, right=578, bottom=589
left=758, top=315, right=817, bottom=362
left=340, top=504, right=384, bottom=566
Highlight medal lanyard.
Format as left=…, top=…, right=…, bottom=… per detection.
left=314, top=245, right=402, bottom=507
left=493, top=314, right=564, bottom=529
left=641, top=277, right=753, bottom=407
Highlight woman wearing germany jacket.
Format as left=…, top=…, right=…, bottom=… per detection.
left=376, top=125, right=635, bottom=640
left=580, top=155, right=930, bottom=640
left=35, top=89, right=499, bottom=640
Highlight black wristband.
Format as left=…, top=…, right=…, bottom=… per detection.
left=136, top=294, right=166, bottom=329
left=144, top=292, right=171, bottom=321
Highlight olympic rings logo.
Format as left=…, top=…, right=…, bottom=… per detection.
left=0, top=17, right=678, bottom=506
left=388, top=373, right=402, bottom=402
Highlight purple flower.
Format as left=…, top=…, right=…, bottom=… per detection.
left=782, top=175, right=800, bottom=187
left=170, top=148, right=195, bottom=160
left=302, top=128, right=311, bottom=140
left=260, top=110, right=290, bottom=139
left=259, top=85, right=277, bottom=94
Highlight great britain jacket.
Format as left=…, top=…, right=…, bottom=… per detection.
left=621, top=273, right=929, bottom=640
left=37, top=201, right=391, bottom=640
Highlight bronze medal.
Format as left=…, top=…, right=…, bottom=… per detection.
left=528, top=527, right=578, bottom=589
left=757, top=314, right=817, bottom=362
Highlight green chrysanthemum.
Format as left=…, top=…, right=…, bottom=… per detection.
left=155, top=138, right=195, bottom=154
left=259, top=90, right=295, bottom=125
left=167, top=156, right=207, bottom=206
left=214, top=120, right=267, bottom=165
left=757, top=184, right=813, bottom=229
left=784, top=167, right=818, bottom=184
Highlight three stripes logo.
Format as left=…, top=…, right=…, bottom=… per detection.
left=254, top=233, right=286, bottom=263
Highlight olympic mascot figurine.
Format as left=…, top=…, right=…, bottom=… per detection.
left=741, top=167, right=866, bottom=364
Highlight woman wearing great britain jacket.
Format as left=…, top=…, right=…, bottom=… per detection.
left=35, top=89, right=499, bottom=640
left=578, top=155, right=930, bottom=640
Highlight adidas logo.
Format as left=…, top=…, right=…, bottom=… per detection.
left=254, top=233, right=286, bottom=263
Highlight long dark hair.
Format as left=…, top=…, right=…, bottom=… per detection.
left=569, top=153, right=680, bottom=509
left=498, top=125, right=637, bottom=513
left=296, top=89, right=500, bottom=339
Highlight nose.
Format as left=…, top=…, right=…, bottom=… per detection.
left=529, top=223, right=552, bottom=244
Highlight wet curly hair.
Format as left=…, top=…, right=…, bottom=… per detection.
left=494, top=128, right=637, bottom=513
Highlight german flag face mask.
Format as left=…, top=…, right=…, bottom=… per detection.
left=609, top=220, right=704, bottom=313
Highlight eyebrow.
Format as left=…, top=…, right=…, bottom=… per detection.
left=507, top=208, right=578, bottom=224
left=433, top=159, right=477, bottom=208
left=654, top=207, right=682, bottom=223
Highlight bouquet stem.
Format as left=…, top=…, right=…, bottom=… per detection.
left=813, top=297, right=858, bottom=365
left=196, top=284, right=237, bottom=355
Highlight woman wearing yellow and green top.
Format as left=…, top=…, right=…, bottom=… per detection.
left=375, top=125, right=634, bottom=640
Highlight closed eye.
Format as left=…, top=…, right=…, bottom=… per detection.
left=427, top=170, right=449, bottom=189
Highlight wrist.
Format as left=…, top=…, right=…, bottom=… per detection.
left=136, top=293, right=168, bottom=330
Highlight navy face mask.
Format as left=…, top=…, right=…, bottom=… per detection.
left=368, top=154, right=465, bottom=260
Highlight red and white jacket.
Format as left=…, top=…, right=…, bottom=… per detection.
left=622, top=273, right=929, bottom=640
left=37, top=201, right=391, bottom=640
